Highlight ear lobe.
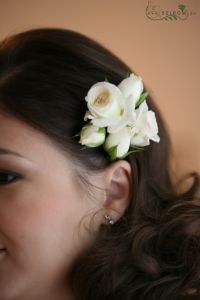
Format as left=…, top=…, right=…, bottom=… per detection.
left=103, top=160, right=132, bottom=223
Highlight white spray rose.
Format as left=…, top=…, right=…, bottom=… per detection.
left=107, top=94, right=137, bottom=134
left=84, top=74, right=146, bottom=134
left=79, top=124, right=106, bottom=147
left=106, top=73, right=145, bottom=134
left=130, top=101, right=160, bottom=146
left=84, top=81, right=125, bottom=128
left=118, top=73, right=143, bottom=105
left=104, top=126, right=132, bottom=160
left=76, top=73, right=160, bottom=161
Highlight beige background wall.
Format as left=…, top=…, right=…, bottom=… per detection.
left=0, top=0, right=199, bottom=181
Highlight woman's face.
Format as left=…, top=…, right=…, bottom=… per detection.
left=0, top=113, right=101, bottom=299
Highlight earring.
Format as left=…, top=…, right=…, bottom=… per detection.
left=104, top=214, right=114, bottom=225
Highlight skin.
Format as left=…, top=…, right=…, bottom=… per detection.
left=0, top=112, right=132, bottom=300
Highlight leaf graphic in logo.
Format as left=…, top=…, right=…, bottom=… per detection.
left=178, top=4, right=186, bottom=12
left=163, top=12, right=177, bottom=21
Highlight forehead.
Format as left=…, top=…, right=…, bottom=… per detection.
left=0, top=112, right=49, bottom=140
left=0, top=112, right=68, bottom=166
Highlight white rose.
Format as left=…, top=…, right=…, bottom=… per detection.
left=79, top=124, right=106, bottom=147
left=130, top=101, right=160, bottom=146
left=84, top=81, right=125, bottom=128
left=104, top=126, right=132, bottom=160
left=118, top=73, right=143, bottom=104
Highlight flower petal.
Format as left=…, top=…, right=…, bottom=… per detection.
left=104, top=126, right=132, bottom=158
left=79, top=124, right=105, bottom=147
left=91, top=115, right=121, bottom=127
left=86, top=81, right=125, bottom=119
left=118, top=73, right=143, bottom=103
left=131, top=133, right=150, bottom=147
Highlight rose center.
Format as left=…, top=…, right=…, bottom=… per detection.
left=93, top=91, right=110, bottom=107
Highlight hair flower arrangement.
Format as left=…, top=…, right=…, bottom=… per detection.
left=76, top=72, right=160, bottom=161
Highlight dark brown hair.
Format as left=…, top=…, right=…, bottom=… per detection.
left=0, top=27, right=199, bottom=300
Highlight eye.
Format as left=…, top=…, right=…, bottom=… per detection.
left=0, top=171, right=22, bottom=185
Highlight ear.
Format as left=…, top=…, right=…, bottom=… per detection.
left=102, top=160, right=133, bottom=225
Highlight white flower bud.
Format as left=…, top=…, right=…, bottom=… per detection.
left=79, top=124, right=105, bottom=147
left=104, top=126, right=132, bottom=160
left=118, top=73, right=143, bottom=104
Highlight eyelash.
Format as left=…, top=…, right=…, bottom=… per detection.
left=0, top=170, right=22, bottom=186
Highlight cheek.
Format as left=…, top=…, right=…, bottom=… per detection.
left=0, top=170, right=95, bottom=299
left=1, top=179, right=86, bottom=267
left=0, top=188, right=85, bottom=300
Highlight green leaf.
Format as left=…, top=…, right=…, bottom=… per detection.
left=119, top=149, right=141, bottom=159
left=135, top=91, right=149, bottom=108
left=120, top=108, right=124, bottom=116
left=130, top=145, right=145, bottom=151
left=94, top=141, right=105, bottom=147
left=83, top=123, right=91, bottom=128
left=106, top=145, right=118, bottom=161
left=105, top=76, right=109, bottom=82
left=80, top=146, right=88, bottom=150
left=73, top=132, right=80, bottom=138
left=98, top=127, right=106, bottom=134
left=178, top=4, right=186, bottom=12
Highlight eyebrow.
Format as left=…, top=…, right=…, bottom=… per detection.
left=0, top=147, right=27, bottom=159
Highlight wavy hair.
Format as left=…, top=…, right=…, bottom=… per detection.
left=0, top=28, right=199, bottom=300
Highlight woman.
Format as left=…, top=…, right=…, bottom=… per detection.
left=0, top=28, right=199, bottom=300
